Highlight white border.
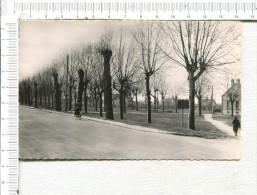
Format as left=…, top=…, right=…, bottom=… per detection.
left=1, top=0, right=257, bottom=194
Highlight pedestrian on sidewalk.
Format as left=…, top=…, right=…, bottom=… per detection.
left=232, top=116, right=240, bottom=136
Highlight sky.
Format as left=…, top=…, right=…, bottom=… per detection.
left=19, top=20, right=241, bottom=104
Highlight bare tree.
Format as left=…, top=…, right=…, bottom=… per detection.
left=133, top=22, right=167, bottom=123
left=51, top=63, right=62, bottom=111
left=159, top=77, right=168, bottom=113
left=131, top=77, right=144, bottom=111
left=112, top=29, right=139, bottom=119
left=195, top=75, right=211, bottom=116
left=162, top=21, right=240, bottom=129
left=96, top=30, right=115, bottom=120
left=170, top=82, right=185, bottom=113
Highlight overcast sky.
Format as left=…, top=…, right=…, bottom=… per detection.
left=19, top=20, right=241, bottom=104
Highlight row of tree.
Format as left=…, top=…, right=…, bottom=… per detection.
left=19, top=21, right=239, bottom=129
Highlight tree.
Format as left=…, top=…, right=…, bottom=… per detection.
left=170, top=83, right=184, bottom=113
left=81, top=44, right=95, bottom=114
left=159, top=77, right=168, bottom=112
left=77, top=68, right=84, bottom=111
left=112, top=29, right=139, bottom=119
left=33, top=76, right=38, bottom=108
left=131, top=78, right=144, bottom=111
left=195, top=75, right=211, bottom=116
left=96, top=30, right=114, bottom=120
left=162, top=21, right=239, bottom=129
left=52, top=69, right=62, bottom=111
left=133, top=22, right=167, bottom=123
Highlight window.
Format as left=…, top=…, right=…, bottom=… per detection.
left=227, top=101, right=230, bottom=109
left=236, top=101, right=239, bottom=109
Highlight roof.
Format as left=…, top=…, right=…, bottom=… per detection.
left=201, top=98, right=217, bottom=105
left=222, top=83, right=241, bottom=97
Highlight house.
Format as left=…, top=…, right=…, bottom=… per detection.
left=201, top=97, right=217, bottom=112
left=222, top=79, right=241, bottom=115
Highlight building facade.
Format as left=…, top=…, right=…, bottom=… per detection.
left=222, top=79, right=241, bottom=115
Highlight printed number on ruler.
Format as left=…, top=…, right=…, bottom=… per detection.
left=6, top=1, right=257, bottom=20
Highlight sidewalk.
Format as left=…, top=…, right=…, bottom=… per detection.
left=203, top=114, right=239, bottom=137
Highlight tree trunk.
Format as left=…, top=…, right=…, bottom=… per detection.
left=74, top=87, right=77, bottom=108
left=198, top=96, right=202, bottom=116
left=53, top=73, right=62, bottom=111
left=65, top=55, right=69, bottom=112
left=51, top=95, right=54, bottom=108
left=123, top=93, right=126, bottom=114
left=157, top=91, right=159, bottom=112
left=119, top=90, right=124, bottom=119
left=48, top=95, right=50, bottom=108
left=154, top=91, right=156, bottom=112
left=175, top=98, right=178, bottom=113
left=231, top=101, right=234, bottom=116
left=20, top=94, right=24, bottom=105
left=77, top=69, right=84, bottom=111
left=94, top=87, right=98, bottom=111
left=39, top=93, right=42, bottom=106
left=99, top=91, right=103, bottom=117
left=84, top=83, right=88, bottom=114
left=102, top=49, right=114, bottom=120
left=146, top=76, right=151, bottom=123
left=188, top=73, right=196, bottom=130
left=163, top=101, right=164, bottom=113
left=44, top=93, right=47, bottom=107
left=34, top=83, right=38, bottom=108
left=69, top=86, right=72, bottom=111
left=27, top=84, right=31, bottom=105
left=136, top=92, right=138, bottom=111
left=131, top=98, right=134, bottom=110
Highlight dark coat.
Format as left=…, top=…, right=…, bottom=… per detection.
left=232, top=118, right=240, bottom=131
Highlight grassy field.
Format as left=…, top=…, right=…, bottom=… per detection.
left=85, top=107, right=231, bottom=139
left=212, top=114, right=241, bottom=128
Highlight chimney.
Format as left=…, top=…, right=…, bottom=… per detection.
left=231, top=79, right=234, bottom=87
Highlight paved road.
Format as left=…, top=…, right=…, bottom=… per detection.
left=19, top=106, right=240, bottom=160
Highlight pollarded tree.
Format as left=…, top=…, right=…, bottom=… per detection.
left=195, top=74, right=211, bottom=116
left=112, top=29, right=139, bottom=119
left=96, top=30, right=115, bottom=120
left=150, top=73, right=162, bottom=112
left=32, top=76, right=38, bottom=108
left=133, top=22, right=167, bottom=123
left=162, top=21, right=240, bottom=129
left=159, top=77, right=168, bottom=113
left=50, top=63, right=62, bottom=111
left=131, top=77, right=144, bottom=111
left=170, top=82, right=185, bottom=113
left=82, top=44, right=95, bottom=114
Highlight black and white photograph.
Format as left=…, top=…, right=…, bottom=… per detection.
left=19, top=20, right=241, bottom=160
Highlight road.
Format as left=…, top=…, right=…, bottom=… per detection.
left=19, top=106, right=240, bottom=160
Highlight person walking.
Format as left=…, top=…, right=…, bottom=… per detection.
left=232, top=116, right=240, bottom=136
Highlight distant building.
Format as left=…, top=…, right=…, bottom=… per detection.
left=201, top=97, right=217, bottom=113
left=222, top=79, right=241, bottom=115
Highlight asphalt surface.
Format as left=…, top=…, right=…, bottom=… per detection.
left=19, top=106, right=240, bottom=160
